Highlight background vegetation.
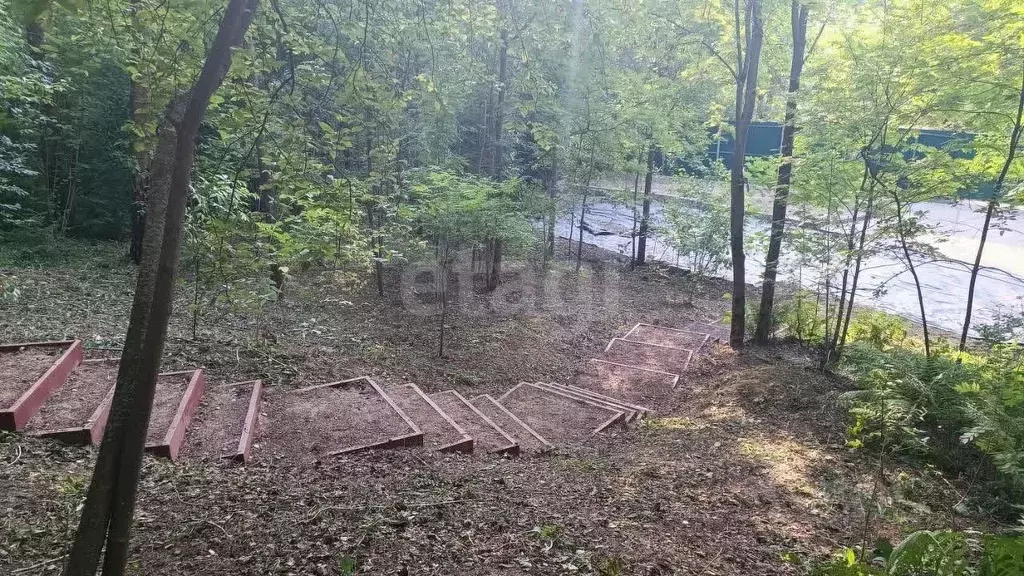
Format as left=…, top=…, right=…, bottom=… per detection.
left=1, top=0, right=1023, bottom=573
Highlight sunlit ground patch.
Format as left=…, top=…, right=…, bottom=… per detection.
left=739, top=436, right=823, bottom=499
left=701, top=405, right=748, bottom=423
left=641, top=416, right=706, bottom=431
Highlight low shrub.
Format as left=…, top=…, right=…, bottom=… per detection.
left=775, top=289, right=828, bottom=343
left=845, top=311, right=909, bottom=351
left=810, top=529, right=1024, bottom=575
left=838, top=332, right=1024, bottom=512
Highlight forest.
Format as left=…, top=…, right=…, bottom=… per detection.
left=1, top=0, right=1024, bottom=574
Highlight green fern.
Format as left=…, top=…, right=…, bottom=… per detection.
left=810, top=531, right=1024, bottom=576
left=980, top=535, right=1024, bottom=576
left=887, top=530, right=968, bottom=576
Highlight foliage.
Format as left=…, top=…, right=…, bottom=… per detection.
left=846, top=312, right=910, bottom=352
left=1, top=0, right=1022, bottom=571
left=811, top=530, right=1024, bottom=576
left=774, top=289, right=827, bottom=343
left=838, top=320, right=1024, bottom=506
left=658, top=182, right=731, bottom=300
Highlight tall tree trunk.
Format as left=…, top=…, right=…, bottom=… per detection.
left=630, top=159, right=641, bottom=270
left=567, top=200, right=576, bottom=260
left=64, top=2, right=258, bottom=575
left=732, top=0, right=744, bottom=124
left=729, top=0, right=764, bottom=349
left=363, top=121, right=385, bottom=297
left=822, top=188, right=862, bottom=365
left=437, top=241, right=448, bottom=358
left=128, top=81, right=149, bottom=265
left=477, top=91, right=491, bottom=174
left=576, top=192, right=587, bottom=272
left=544, top=155, right=558, bottom=261
left=754, top=0, right=808, bottom=343
left=127, top=0, right=151, bottom=264
left=636, top=144, right=654, bottom=266
left=487, top=238, right=502, bottom=291
left=959, top=62, right=1024, bottom=351
left=576, top=143, right=597, bottom=273
left=492, top=28, right=508, bottom=179
left=837, top=189, right=875, bottom=358
left=375, top=235, right=385, bottom=296
left=485, top=27, right=509, bottom=291
left=893, top=195, right=931, bottom=357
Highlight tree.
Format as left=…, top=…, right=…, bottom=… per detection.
left=728, top=0, right=764, bottom=349
left=754, top=0, right=809, bottom=343
left=64, top=0, right=259, bottom=574
left=486, top=25, right=509, bottom=292
left=960, top=66, right=1024, bottom=350
left=411, top=170, right=533, bottom=356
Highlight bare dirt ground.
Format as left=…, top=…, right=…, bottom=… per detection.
left=260, top=382, right=415, bottom=462
left=0, top=346, right=66, bottom=407
left=0, top=240, right=987, bottom=575
left=23, top=361, right=117, bottom=433
left=145, top=372, right=192, bottom=447
left=180, top=380, right=258, bottom=462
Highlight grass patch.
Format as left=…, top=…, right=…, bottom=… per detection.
left=553, top=456, right=600, bottom=473
left=642, top=416, right=705, bottom=431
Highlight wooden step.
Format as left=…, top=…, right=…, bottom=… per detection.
left=541, top=381, right=651, bottom=419
left=576, top=358, right=680, bottom=406
left=498, top=383, right=625, bottom=444
left=0, top=340, right=83, bottom=431
left=387, top=383, right=472, bottom=453
left=679, top=321, right=729, bottom=345
left=144, top=368, right=206, bottom=461
left=181, top=379, right=264, bottom=464
left=261, top=377, right=422, bottom=461
left=431, top=390, right=518, bottom=456
left=530, top=382, right=640, bottom=422
left=470, top=394, right=553, bottom=454
left=602, top=338, right=694, bottom=376
left=23, top=358, right=118, bottom=445
left=622, top=323, right=710, bottom=351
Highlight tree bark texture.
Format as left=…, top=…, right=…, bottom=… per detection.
left=729, top=0, right=764, bottom=349
left=636, top=144, right=654, bottom=265
left=64, top=2, right=258, bottom=574
left=754, top=0, right=807, bottom=343
left=959, top=62, right=1024, bottom=351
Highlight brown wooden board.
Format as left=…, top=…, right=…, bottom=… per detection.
left=387, top=384, right=471, bottom=453
left=470, top=394, right=553, bottom=454
left=540, top=382, right=650, bottom=420
left=23, top=359, right=118, bottom=444
left=181, top=380, right=261, bottom=463
left=556, top=381, right=651, bottom=415
left=531, top=382, right=638, bottom=422
left=602, top=338, right=693, bottom=376
left=0, top=340, right=82, bottom=430
left=431, top=390, right=517, bottom=455
left=144, top=369, right=206, bottom=460
left=622, top=323, right=710, bottom=351
left=574, top=358, right=680, bottom=406
left=497, top=383, right=623, bottom=444
left=259, top=378, right=421, bottom=462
